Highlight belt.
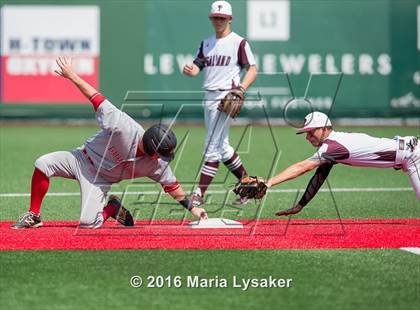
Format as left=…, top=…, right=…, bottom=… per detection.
left=82, top=149, right=95, bottom=166
left=204, top=88, right=232, bottom=92
left=394, top=136, right=418, bottom=168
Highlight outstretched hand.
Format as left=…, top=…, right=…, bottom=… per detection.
left=190, top=207, right=208, bottom=220
left=275, top=204, right=304, bottom=216
left=55, top=56, right=77, bottom=80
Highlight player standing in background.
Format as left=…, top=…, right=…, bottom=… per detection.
left=183, top=0, right=257, bottom=206
left=12, top=56, right=208, bottom=229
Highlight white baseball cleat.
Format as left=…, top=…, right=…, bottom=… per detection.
left=190, top=193, right=204, bottom=208
left=232, top=196, right=250, bottom=206
left=11, top=211, right=43, bottom=229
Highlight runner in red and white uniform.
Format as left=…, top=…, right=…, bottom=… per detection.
left=11, top=56, right=208, bottom=229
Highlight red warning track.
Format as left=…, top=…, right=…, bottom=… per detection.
left=1, top=219, right=419, bottom=250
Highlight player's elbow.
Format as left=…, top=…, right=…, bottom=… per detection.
left=248, top=65, right=257, bottom=76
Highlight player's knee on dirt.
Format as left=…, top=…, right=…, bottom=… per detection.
left=79, top=212, right=104, bottom=229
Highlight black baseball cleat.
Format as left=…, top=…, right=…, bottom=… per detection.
left=11, top=212, right=43, bottom=229
left=107, top=195, right=134, bottom=227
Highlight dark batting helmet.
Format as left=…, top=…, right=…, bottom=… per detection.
left=143, top=124, right=177, bottom=162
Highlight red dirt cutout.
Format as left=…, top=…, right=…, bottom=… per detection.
left=1, top=219, right=419, bottom=250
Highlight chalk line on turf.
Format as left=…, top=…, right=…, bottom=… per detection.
left=400, top=247, right=420, bottom=256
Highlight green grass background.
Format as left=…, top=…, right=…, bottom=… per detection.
left=0, top=125, right=419, bottom=309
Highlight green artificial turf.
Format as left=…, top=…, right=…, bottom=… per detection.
left=0, top=125, right=418, bottom=220
left=0, top=249, right=419, bottom=310
left=0, top=125, right=419, bottom=310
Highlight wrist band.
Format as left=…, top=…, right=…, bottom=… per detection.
left=179, top=199, right=193, bottom=211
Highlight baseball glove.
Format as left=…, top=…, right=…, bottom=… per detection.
left=233, top=176, right=268, bottom=200
left=218, top=88, right=245, bottom=118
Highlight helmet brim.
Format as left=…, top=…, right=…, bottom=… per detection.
left=158, top=152, right=175, bottom=162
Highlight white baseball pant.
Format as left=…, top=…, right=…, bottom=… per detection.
left=203, top=90, right=235, bottom=162
left=34, top=149, right=111, bottom=228
left=396, top=137, right=420, bottom=201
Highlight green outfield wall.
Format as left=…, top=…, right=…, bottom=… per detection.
left=0, top=0, right=419, bottom=120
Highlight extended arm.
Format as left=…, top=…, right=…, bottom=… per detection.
left=55, top=57, right=96, bottom=99
left=275, top=162, right=334, bottom=216
left=266, top=159, right=322, bottom=188
left=55, top=56, right=104, bottom=110
left=56, top=56, right=135, bottom=133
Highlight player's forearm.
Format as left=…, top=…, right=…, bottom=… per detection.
left=68, top=73, right=97, bottom=99
left=267, top=161, right=311, bottom=188
left=298, top=163, right=333, bottom=207
left=55, top=57, right=100, bottom=107
left=167, top=186, right=186, bottom=201
left=167, top=186, right=196, bottom=212
left=240, top=65, right=257, bottom=90
left=274, top=163, right=332, bottom=217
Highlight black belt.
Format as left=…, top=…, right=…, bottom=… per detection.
left=205, top=89, right=232, bottom=92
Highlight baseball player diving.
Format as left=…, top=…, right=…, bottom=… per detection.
left=234, top=112, right=420, bottom=214
left=12, top=56, right=208, bottom=229
left=182, top=0, right=257, bottom=207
